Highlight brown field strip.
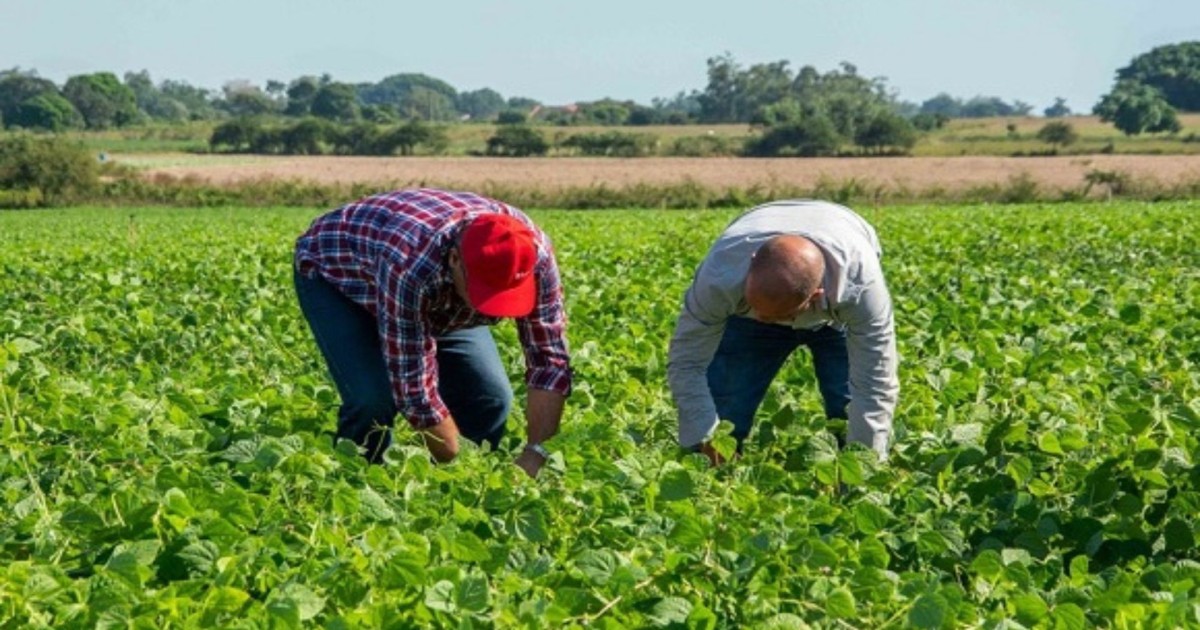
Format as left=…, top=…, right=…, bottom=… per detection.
left=126, top=154, right=1200, bottom=194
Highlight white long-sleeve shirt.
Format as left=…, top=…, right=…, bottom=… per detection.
left=667, top=200, right=899, bottom=458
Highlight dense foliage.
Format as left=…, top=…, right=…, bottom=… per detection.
left=0, top=135, right=98, bottom=206
left=1, top=202, right=1198, bottom=627
left=18, top=39, right=1200, bottom=131
left=1115, top=42, right=1200, bottom=112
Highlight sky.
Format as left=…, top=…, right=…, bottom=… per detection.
left=2, top=0, right=1198, bottom=114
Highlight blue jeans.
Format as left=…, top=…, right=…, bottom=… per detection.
left=294, top=268, right=512, bottom=463
left=707, top=316, right=850, bottom=446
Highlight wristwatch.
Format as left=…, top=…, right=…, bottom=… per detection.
left=524, top=443, right=550, bottom=459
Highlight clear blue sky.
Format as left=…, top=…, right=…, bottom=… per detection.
left=3, top=0, right=1197, bottom=113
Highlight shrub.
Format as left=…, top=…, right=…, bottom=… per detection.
left=210, top=117, right=263, bottom=152
left=0, top=134, right=99, bottom=206
left=1036, top=121, right=1079, bottom=148
left=667, top=134, right=740, bottom=157
left=745, top=117, right=842, bottom=157
left=486, top=125, right=548, bottom=157
left=560, top=131, right=657, bottom=157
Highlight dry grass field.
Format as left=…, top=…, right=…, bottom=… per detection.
left=122, top=153, right=1200, bottom=195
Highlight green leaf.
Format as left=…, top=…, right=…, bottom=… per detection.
left=1013, top=593, right=1048, bottom=625
left=1037, top=432, right=1064, bottom=455
left=446, top=530, right=491, bottom=562
left=686, top=603, right=718, bottom=630
left=384, top=548, right=427, bottom=586
left=205, top=586, right=250, bottom=613
left=268, top=583, right=324, bottom=624
left=649, top=597, right=693, bottom=626
left=659, top=468, right=694, bottom=502
left=456, top=574, right=490, bottom=613
left=515, top=504, right=549, bottom=543
left=854, top=501, right=891, bottom=535
left=969, top=549, right=1003, bottom=579
left=424, top=580, right=456, bottom=613
left=1163, top=518, right=1193, bottom=552
left=825, top=587, right=856, bottom=619
left=669, top=512, right=707, bottom=547
left=761, top=613, right=806, bottom=629
left=358, top=486, right=395, bottom=522
left=1052, top=602, right=1087, bottom=630
left=909, top=593, right=948, bottom=629
left=574, top=549, right=617, bottom=586
left=1118, top=303, right=1142, bottom=324
left=177, top=540, right=219, bottom=576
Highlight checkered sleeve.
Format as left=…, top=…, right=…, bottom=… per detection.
left=516, top=243, right=572, bottom=396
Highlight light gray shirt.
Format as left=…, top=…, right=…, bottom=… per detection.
left=667, top=200, right=899, bottom=458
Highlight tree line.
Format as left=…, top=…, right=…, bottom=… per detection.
left=1, top=42, right=1197, bottom=151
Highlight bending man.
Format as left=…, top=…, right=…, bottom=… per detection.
left=667, top=199, right=898, bottom=463
left=294, top=188, right=571, bottom=477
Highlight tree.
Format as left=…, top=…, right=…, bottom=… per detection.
left=159, top=79, right=218, bottom=119
left=457, top=88, right=506, bottom=121
left=0, top=69, right=59, bottom=127
left=911, top=112, right=949, bottom=131
left=62, top=72, right=140, bottom=129
left=506, top=96, right=541, bottom=111
left=398, top=86, right=457, bottom=121
left=1094, top=80, right=1182, bottom=135
left=919, top=93, right=962, bottom=117
left=577, top=99, right=632, bottom=125
left=1036, top=121, right=1079, bottom=149
left=380, top=119, right=448, bottom=156
left=209, top=118, right=263, bottom=152
left=358, top=73, right=458, bottom=121
left=486, top=125, right=548, bottom=156
left=1043, top=97, right=1071, bottom=118
left=281, top=118, right=331, bottom=154
left=331, top=122, right=385, bottom=155
left=854, top=111, right=917, bottom=154
left=496, top=110, right=527, bottom=125
left=746, top=114, right=841, bottom=157
left=1115, top=41, right=1200, bottom=111
left=361, top=104, right=398, bottom=124
left=310, top=83, right=360, bottom=122
left=285, top=76, right=321, bottom=116
left=11, top=93, right=82, bottom=131
left=698, top=53, right=743, bottom=122
left=217, top=80, right=277, bottom=117
left=124, top=70, right=190, bottom=122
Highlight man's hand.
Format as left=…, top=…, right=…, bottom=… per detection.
left=421, top=418, right=460, bottom=463
left=514, top=446, right=546, bottom=478
left=699, top=441, right=727, bottom=466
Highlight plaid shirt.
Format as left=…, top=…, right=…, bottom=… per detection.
left=295, top=188, right=572, bottom=428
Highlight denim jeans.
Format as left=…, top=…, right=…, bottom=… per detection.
left=706, top=316, right=850, bottom=445
left=294, top=268, right=512, bottom=463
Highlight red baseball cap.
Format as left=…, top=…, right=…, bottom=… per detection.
left=460, top=214, right=539, bottom=317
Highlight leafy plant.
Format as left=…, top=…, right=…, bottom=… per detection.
left=0, top=202, right=1198, bottom=627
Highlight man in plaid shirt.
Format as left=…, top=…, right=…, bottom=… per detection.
left=294, top=188, right=571, bottom=477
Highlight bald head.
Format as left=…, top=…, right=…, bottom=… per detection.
left=744, top=235, right=825, bottom=323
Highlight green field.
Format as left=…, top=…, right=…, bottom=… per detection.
left=34, top=114, right=1200, bottom=158
left=2, top=202, right=1199, bottom=627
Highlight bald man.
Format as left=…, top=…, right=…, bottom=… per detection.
left=667, top=199, right=899, bottom=462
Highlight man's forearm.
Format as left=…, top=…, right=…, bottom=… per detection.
left=525, top=388, right=565, bottom=445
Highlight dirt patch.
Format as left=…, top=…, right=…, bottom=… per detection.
left=125, top=153, right=1200, bottom=193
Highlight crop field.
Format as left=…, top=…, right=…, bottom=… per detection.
left=1, top=202, right=1199, bottom=627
